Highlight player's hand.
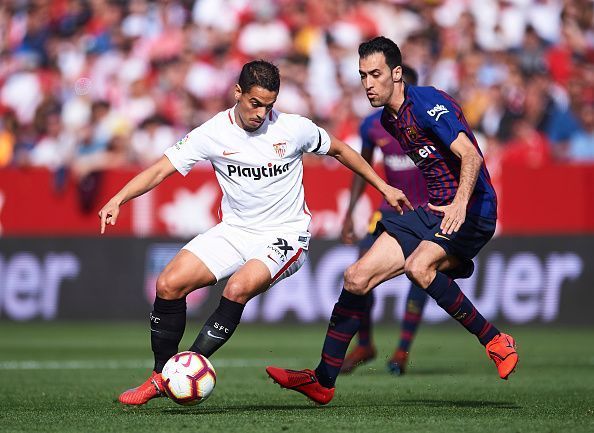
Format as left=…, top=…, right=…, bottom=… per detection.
left=428, top=201, right=466, bottom=235
left=341, top=213, right=357, bottom=244
left=383, top=186, right=413, bottom=215
left=98, top=199, right=121, bottom=234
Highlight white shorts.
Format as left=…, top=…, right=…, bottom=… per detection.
left=182, top=222, right=309, bottom=286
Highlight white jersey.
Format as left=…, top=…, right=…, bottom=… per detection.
left=164, top=107, right=331, bottom=236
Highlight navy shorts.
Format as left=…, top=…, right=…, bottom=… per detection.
left=375, top=207, right=496, bottom=279
left=359, top=209, right=400, bottom=251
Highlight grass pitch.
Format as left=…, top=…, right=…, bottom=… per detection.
left=1, top=323, right=593, bottom=433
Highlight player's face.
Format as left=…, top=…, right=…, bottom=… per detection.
left=359, top=53, right=402, bottom=107
left=234, top=85, right=278, bottom=132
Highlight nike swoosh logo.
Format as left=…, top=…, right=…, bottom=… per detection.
left=434, top=233, right=450, bottom=241
left=267, top=254, right=279, bottom=265
left=207, top=330, right=226, bottom=340
left=223, top=150, right=240, bottom=156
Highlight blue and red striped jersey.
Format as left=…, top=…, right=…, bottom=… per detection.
left=360, top=110, right=428, bottom=210
left=380, top=85, right=497, bottom=219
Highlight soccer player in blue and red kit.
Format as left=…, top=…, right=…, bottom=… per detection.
left=340, top=65, right=429, bottom=376
left=267, top=37, right=519, bottom=405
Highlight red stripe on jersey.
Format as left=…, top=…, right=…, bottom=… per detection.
left=228, top=110, right=233, bottom=124
left=271, top=248, right=303, bottom=283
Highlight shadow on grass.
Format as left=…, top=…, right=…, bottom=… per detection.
left=354, top=365, right=466, bottom=376
left=120, top=404, right=325, bottom=415
left=398, top=399, right=521, bottom=409
left=119, top=398, right=520, bottom=415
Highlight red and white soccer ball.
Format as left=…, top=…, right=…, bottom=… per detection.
left=161, top=351, right=216, bottom=406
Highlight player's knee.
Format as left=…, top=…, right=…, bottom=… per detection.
left=223, top=280, right=252, bottom=304
left=404, top=258, right=432, bottom=289
left=343, top=263, right=371, bottom=295
left=156, top=273, right=185, bottom=300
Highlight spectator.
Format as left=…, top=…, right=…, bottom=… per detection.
left=237, top=0, right=291, bottom=57
left=515, top=25, right=548, bottom=76
left=568, top=101, right=594, bottom=161
left=130, top=115, right=176, bottom=167
left=0, top=0, right=591, bottom=174
left=502, top=118, right=552, bottom=168
left=545, top=75, right=584, bottom=159
left=0, top=109, right=17, bottom=167
left=28, top=107, right=76, bottom=170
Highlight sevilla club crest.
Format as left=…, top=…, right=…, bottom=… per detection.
left=272, top=142, right=287, bottom=158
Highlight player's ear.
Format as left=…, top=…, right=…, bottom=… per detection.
left=392, top=66, right=402, bottom=83
left=234, top=84, right=242, bottom=101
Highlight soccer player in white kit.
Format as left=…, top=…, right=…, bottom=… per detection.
left=98, top=60, right=411, bottom=405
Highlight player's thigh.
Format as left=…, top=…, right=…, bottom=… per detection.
left=375, top=208, right=431, bottom=259
left=183, top=224, right=246, bottom=280
left=158, top=224, right=245, bottom=298
left=158, top=249, right=218, bottom=298
left=406, top=240, right=453, bottom=271
left=222, top=259, right=275, bottom=304
left=224, top=235, right=307, bottom=303
left=437, top=255, right=461, bottom=273
left=235, top=232, right=308, bottom=297
left=347, top=231, right=406, bottom=292
left=249, top=234, right=307, bottom=287
left=423, top=213, right=495, bottom=279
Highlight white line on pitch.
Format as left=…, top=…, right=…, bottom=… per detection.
left=0, top=358, right=306, bottom=370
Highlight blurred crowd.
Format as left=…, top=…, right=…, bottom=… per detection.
left=0, top=0, right=593, bottom=182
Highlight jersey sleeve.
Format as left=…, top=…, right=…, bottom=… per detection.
left=164, top=126, right=210, bottom=176
left=416, top=88, right=471, bottom=148
left=296, top=116, right=331, bottom=155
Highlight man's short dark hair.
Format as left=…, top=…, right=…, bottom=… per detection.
left=358, top=36, right=402, bottom=70
left=402, top=64, right=418, bottom=85
left=238, top=60, right=280, bottom=93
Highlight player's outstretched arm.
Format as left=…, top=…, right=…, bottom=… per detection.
left=342, top=144, right=375, bottom=244
left=428, top=132, right=483, bottom=234
left=327, top=134, right=412, bottom=215
left=98, top=156, right=177, bottom=234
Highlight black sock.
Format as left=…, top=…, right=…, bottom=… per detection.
left=151, top=296, right=186, bottom=373
left=315, top=289, right=367, bottom=388
left=189, top=296, right=245, bottom=357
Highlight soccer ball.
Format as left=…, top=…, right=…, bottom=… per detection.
left=161, top=351, right=216, bottom=406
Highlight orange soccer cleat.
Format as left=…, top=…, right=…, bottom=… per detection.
left=486, top=333, right=519, bottom=380
left=266, top=367, right=335, bottom=405
left=387, top=349, right=408, bottom=376
left=118, top=371, right=165, bottom=405
left=340, top=345, right=377, bottom=374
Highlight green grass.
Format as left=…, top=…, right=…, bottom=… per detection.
left=1, top=323, right=593, bottom=433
